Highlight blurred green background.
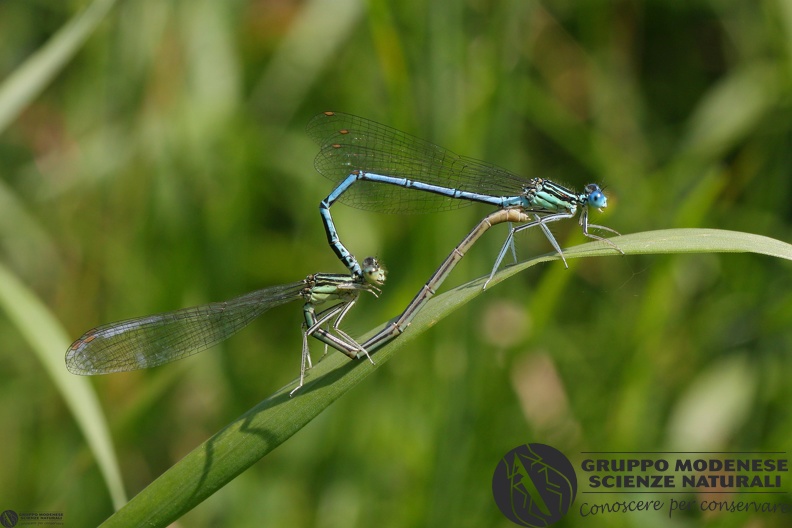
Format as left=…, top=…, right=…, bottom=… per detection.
left=2, top=0, right=792, bottom=526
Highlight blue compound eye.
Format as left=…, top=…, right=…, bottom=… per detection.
left=586, top=185, right=608, bottom=208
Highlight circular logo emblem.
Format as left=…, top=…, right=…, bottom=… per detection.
left=0, top=510, right=18, bottom=528
left=492, top=443, right=577, bottom=527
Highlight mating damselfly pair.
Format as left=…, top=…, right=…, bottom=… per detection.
left=66, top=112, right=622, bottom=393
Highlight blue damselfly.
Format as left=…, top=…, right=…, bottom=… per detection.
left=308, top=112, right=622, bottom=284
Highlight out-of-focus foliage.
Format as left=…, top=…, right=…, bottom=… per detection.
left=1, top=1, right=792, bottom=526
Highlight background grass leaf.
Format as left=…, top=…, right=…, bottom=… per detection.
left=0, top=0, right=119, bottom=133
left=0, top=263, right=126, bottom=508
left=0, top=0, right=124, bottom=512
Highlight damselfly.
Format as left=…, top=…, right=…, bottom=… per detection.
left=308, top=111, right=622, bottom=283
left=66, top=257, right=386, bottom=394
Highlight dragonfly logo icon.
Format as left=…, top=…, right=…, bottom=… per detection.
left=492, top=444, right=577, bottom=527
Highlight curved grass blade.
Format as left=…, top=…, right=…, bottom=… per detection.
left=99, top=228, right=792, bottom=526
left=0, top=0, right=120, bottom=133
left=0, top=0, right=125, bottom=510
left=0, top=263, right=127, bottom=509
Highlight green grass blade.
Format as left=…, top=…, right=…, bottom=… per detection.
left=0, top=263, right=127, bottom=508
left=250, top=0, right=364, bottom=121
left=492, top=228, right=792, bottom=283
left=0, top=0, right=119, bottom=133
left=99, top=227, right=792, bottom=526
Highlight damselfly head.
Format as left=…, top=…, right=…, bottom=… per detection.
left=361, top=256, right=387, bottom=286
left=585, top=184, right=608, bottom=210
